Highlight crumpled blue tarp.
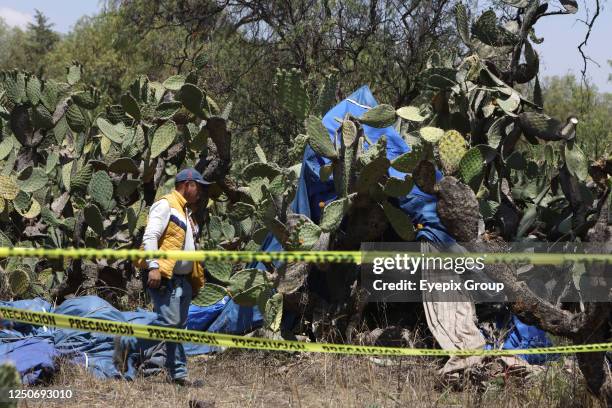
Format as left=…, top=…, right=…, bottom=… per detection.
left=0, top=338, right=61, bottom=384
left=254, top=84, right=554, bottom=362
left=497, top=315, right=556, bottom=365
left=296, top=85, right=450, bottom=241
left=184, top=298, right=264, bottom=356
left=0, top=295, right=243, bottom=383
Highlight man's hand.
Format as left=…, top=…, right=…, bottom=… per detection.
left=147, top=269, right=162, bottom=289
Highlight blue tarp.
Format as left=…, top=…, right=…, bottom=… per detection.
left=0, top=295, right=236, bottom=384
left=497, top=315, right=557, bottom=365
left=255, top=84, right=554, bottom=361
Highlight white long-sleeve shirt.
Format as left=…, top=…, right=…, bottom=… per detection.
left=142, top=199, right=198, bottom=275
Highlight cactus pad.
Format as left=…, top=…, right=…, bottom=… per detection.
left=397, top=106, right=426, bottom=122
left=419, top=126, right=445, bottom=143
left=264, top=293, right=283, bottom=331
left=0, top=175, right=19, bottom=200
left=359, top=104, right=396, bottom=128
left=275, top=68, right=310, bottom=121
left=2, top=70, right=26, bottom=104
left=436, top=176, right=480, bottom=242
left=472, top=10, right=519, bottom=47
left=306, top=115, right=337, bottom=159
left=96, top=118, right=125, bottom=144
left=518, top=111, right=563, bottom=141
left=0, top=362, right=21, bottom=405
left=383, top=201, right=416, bottom=241
left=120, top=93, right=141, bottom=121
left=150, top=120, right=177, bottom=158
left=205, top=261, right=232, bottom=283
left=0, top=137, right=14, bottom=161
left=21, top=199, right=41, bottom=218
left=227, top=269, right=266, bottom=296
left=412, top=160, right=437, bottom=194
left=356, top=156, right=390, bottom=194
left=192, top=283, right=227, bottom=306
left=242, top=162, right=281, bottom=182
left=70, top=164, right=94, bottom=192
left=384, top=176, right=414, bottom=197
left=109, top=157, right=139, bottom=174
left=391, top=151, right=421, bottom=173
left=66, top=62, right=82, bottom=85
left=178, top=83, right=204, bottom=117
left=438, top=130, right=467, bottom=174
left=232, top=284, right=267, bottom=307
left=155, top=101, right=182, bottom=120
left=162, top=75, right=186, bottom=91
left=17, top=167, right=48, bottom=193
left=8, top=267, right=30, bottom=296
left=66, top=104, right=87, bottom=133
left=72, top=86, right=100, bottom=109
left=84, top=204, right=105, bottom=235
left=319, top=198, right=348, bottom=232
left=10, top=105, right=42, bottom=147
left=26, top=75, right=42, bottom=105
left=32, top=105, right=54, bottom=129
left=88, top=170, right=114, bottom=210
left=229, top=202, right=255, bottom=221
left=458, top=147, right=484, bottom=190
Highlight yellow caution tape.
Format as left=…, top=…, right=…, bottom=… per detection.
left=1, top=306, right=611, bottom=356
left=0, top=247, right=610, bottom=265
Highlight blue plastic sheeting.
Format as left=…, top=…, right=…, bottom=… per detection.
left=254, top=85, right=453, bottom=262
left=187, top=296, right=229, bottom=331
left=0, top=295, right=244, bottom=383
left=0, top=298, right=53, bottom=336
left=498, top=315, right=557, bottom=365
left=297, top=85, right=451, bottom=243
left=184, top=298, right=264, bottom=356
left=252, top=85, right=555, bottom=363
left=0, top=338, right=61, bottom=385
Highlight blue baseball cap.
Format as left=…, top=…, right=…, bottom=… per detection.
left=175, top=168, right=212, bottom=186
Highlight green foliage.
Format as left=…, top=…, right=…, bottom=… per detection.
left=192, top=283, right=227, bottom=306
left=319, top=198, right=347, bottom=233
left=0, top=362, right=21, bottom=408
left=471, top=10, right=519, bottom=47
left=305, top=116, right=337, bottom=159
left=8, top=267, right=31, bottom=296
left=383, top=201, right=416, bottom=241
left=150, top=120, right=177, bottom=158
left=438, top=130, right=467, bottom=174
left=359, top=104, right=396, bottom=128
left=88, top=171, right=114, bottom=210
left=264, top=293, right=283, bottom=331
left=0, top=2, right=606, bottom=342
left=17, top=167, right=48, bottom=193
left=275, top=68, right=309, bottom=121
left=459, top=147, right=484, bottom=191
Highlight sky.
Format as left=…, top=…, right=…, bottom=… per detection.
left=0, top=0, right=611, bottom=92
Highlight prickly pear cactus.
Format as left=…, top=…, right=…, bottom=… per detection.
left=436, top=177, right=480, bottom=242
left=8, top=267, right=30, bottom=296
left=438, top=130, right=467, bottom=175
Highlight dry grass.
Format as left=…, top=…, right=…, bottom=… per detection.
left=22, top=349, right=602, bottom=408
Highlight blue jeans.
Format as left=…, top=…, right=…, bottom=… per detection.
left=148, top=274, right=192, bottom=380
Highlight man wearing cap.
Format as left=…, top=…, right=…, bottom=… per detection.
left=133, top=168, right=210, bottom=385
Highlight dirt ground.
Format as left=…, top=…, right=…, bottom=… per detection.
left=20, top=349, right=601, bottom=408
